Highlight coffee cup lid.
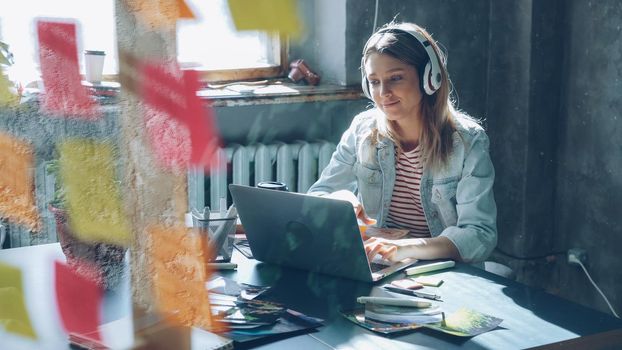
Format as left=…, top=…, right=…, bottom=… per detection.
left=257, top=181, right=289, bottom=191
left=84, top=50, right=105, bottom=55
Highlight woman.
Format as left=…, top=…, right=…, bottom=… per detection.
left=307, top=22, right=497, bottom=264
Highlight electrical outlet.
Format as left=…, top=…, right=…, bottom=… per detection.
left=568, top=248, right=587, bottom=266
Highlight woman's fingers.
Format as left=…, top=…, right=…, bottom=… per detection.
left=366, top=243, right=383, bottom=261
left=356, top=206, right=377, bottom=225
left=380, top=246, right=398, bottom=262
left=364, top=237, right=398, bottom=262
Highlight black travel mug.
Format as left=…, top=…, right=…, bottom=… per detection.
left=257, top=181, right=289, bottom=191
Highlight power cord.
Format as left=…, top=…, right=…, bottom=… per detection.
left=571, top=258, right=620, bottom=318
left=372, top=0, right=379, bottom=33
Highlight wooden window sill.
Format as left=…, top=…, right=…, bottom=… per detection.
left=198, top=82, right=364, bottom=107
left=21, top=81, right=364, bottom=108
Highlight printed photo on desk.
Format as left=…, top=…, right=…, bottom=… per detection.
left=206, top=276, right=323, bottom=344
left=343, top=305, right=502, bottom=337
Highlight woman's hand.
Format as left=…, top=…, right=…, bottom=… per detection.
left=364, top=236, right=463, bottom=262
left=364, top=237, right=416, bottom=262
left=326, top=190, right=376, bottom=225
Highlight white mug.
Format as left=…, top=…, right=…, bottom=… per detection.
left=84, top=50, right=105, bottom=83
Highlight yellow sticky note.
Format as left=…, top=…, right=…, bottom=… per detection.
left=59, top=139, right=130, bottom=246
left=0, top=263, right=38, bottom=339
left=0, top=133, right=40, bottom=231
left=227, top=0, right=302, bottom=38
left=0, top=72, right=19, bottom=106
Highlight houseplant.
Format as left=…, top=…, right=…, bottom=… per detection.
left=46, top=160, right=126, bottom=289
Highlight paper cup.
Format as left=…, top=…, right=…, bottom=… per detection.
left=84, top=50, right=105, bottom=83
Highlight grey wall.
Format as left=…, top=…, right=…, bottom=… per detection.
left=554, top=0, right=622, bottom=316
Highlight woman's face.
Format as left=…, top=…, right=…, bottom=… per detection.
left=364, top=52, right=423, bottom=123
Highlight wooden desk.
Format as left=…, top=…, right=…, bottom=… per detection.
left=2, top=243, right=622, bottom=349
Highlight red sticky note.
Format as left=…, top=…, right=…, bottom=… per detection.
left=0, top=262, right=37, bottom=339
left=141, top=62, right=221, bottom=170
left=37, top=20, right=98, bottom=118
left=54, top=261, right=103, bottom=342
left=144, top=106, right=192, bottom=169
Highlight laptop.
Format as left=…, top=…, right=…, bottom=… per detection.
left=229, top=184, right=417, bottom=282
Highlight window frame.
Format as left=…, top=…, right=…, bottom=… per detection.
left=192, top=34, right=289, bottom=84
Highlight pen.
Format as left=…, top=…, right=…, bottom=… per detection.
left=206, top=262, right=238, bottom=270
left=357, top=296, right=432, bottom=308
left=384, top=285, right=442, bottom=301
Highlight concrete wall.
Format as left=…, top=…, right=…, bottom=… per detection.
left=553, top=0, right=622, bottom=316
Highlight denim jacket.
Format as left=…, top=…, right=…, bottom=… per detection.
left=308, top=109, right=497, bottom=263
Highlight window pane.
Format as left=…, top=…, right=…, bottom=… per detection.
left=0, top=0, right=117, bottom=85
left=177, top=0, right=279, bottom=70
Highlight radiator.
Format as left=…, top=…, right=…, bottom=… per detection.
left=188, top=141, right=336, bottom=212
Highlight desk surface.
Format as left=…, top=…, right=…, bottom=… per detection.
left=2, top=243, right=621, bottom=349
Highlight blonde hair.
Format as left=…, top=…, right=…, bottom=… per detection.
left=362, top=22, right=457, bottom=170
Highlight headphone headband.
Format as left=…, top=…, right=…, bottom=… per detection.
left=361, top=25, right=443, bottom=98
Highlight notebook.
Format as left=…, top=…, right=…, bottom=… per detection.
left=229, top=184, right=416, bottom=282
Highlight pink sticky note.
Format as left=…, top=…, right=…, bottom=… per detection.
left=37, top=20, right=98, bottom=118
left=54, top=261, right=103, bottom=342
left=141, top=62, right=221, bottom=170
left=0, top=262, right=37, bottom=339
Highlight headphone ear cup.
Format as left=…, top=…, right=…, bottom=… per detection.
left=422, top=62, right=433, bottom=95
left=361, top=76, right=372, bottom=99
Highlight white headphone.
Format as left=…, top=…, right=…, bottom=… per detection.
left=361, top=24, right=443, bottom=98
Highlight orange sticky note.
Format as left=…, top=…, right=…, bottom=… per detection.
left=148, top=224, right=216, bottom=330
left=124, top=0, right=195, bottom=29
left=58, top=139, right=130, bottom=246
left=227, top=0, right=302, bottom=38
left=0, top=263, right=37, bottom=339
left=0, top=132, right=40, bottom=231
left=177, top=0, right=195, bottom=19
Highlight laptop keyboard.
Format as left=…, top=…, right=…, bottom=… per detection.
left=370, top=262, right=389, bottom=272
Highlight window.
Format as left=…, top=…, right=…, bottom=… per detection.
left=0, top=0, right=117, bottom=86
left=178, top=0, right=286, bottom=82
left=0, top=0, right=286, bottom=86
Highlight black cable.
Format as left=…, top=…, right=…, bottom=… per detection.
left=493, top=247, right=566, bottom=261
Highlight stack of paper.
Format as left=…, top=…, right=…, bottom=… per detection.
left=364, top=303, right=443, bottom=325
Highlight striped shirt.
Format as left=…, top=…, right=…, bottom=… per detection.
left=386, top=145, right=431, bottom=238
